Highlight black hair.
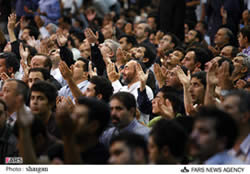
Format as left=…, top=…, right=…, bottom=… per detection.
left=150, top=119, right=188, bottom=161
left=186, top=47, right=210, bottom=70
left=194, top=106, right=238, bottom=149
left=77, top=57, right=89, bottom=72
left=0, top=52, right=20, bottom=73
left=138, top=43, right=156, bottom=68
left=240, top=26, right=250, bottom=42
left=110, top=132, right=148, bottom=163
left=30, top=81, right=58, bottom=108
left=119, top=34, right=137, bottom=47
left=77, top=97, right=110, bottom=137
left=166, top=32, right=181, bottom=48
left=89, top=76, right=114, bottom=103
left=28, top=67, right=50, bottom=81
left=23, top=26, right=39, bottom=40
left=110, top=92, right=136, bottom=116
left=191, top=71, right=207, bottom=89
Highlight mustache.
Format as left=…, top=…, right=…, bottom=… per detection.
left=111, top=115, right=120, bottom=122
left=188, top=139, right=201, bottom=150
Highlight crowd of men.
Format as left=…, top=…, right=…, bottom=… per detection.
left=0, top=0, right=249, bottom=164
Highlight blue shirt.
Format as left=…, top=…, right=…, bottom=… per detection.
left=100, top=119, right=150, bottom=147
left=58, top=80, right=88, bottom=101
left=38, top=0, right=61, bottom=25
left=205, top=151, right=244, bottom=164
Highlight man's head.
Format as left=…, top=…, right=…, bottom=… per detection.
left=73, top=97, right=110, bottom=142
left=101, top=23, right=114, bottom=40
left=28, top=68, right=50, bottom=88
left=147, top=14, right=157, bottom=32
left=214, top=27, right=233, bottom=48
left=222, top=90, right=250, bottom=125
left=121, top=60, right=139, bottom=85
left=135, top=23, right=151, bottom=41
left=185, top=29, right=203, bottom=44
left=238, top=26, right=250, bottom=49
left=0, top=52, right=20, bottom=76
left=30, top=81, right=58, bottom=118
left=181, top=47, right=209, bottom=72
left=110, top=92, right=136, bottom=129
left=152, top=86, right=185, bottom=116
left=1, top=79, right=29, bottom=114
left=232, top=53, right=250, bottom=77
left=79, top=39, right=91, bottom=59
left=189, top=107, right=238, bottom=162
left=99, top=39, right=120, bottom=61
left=166, top=65, right=188, bottom=89
left=84, top=76, right=114, bottom=103
left=31, top=54, right=52, bottom=72
left=164, top=47, right=185, bottom=69
left=21, top=26, right=39, bottom=42
left=195, top=21, right=207, bottom=35
left=220, top=45, right=239, bottom=60
left=158, top=33, right=179, bottom=54
left=48, top=49, right=61, bottom=65
left=119, top=35, right=137, bottom=51
left=189, top=71, right=206, bottom=105
left=149, top=119, right=187, bottom=164
left=72, top=57, right=89, bottom=81
left=109, top=132, right=148, bottom=164
left=135, top=44, right=156, bottom=68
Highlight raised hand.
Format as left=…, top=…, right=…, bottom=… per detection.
left=59, top=61, right=73, bottom=81
left=0, top=72, right=13, bottom=81
left=88, top=61, right=97, bottom=78
left=160, top=99, right=175, bottom=119
left=175, top=66, right=191, bottom=87
left=207, top=61, right=218, bottom=85
left=26, top=36, right=37, bottom=47
left=154, top=63, right=166, bottom=88
left=136, top=63, right=149, bottom=91
left=107, top=62, right=120, bottom=82
left=17, top=103, right=34, bottom=128
left=7, top=13, right=16, bottom=31
left=57, top=32, right=68, bottom=47
left=84, top=28, right=98, bottom=44
left=19, top=43, right=29, bottom=61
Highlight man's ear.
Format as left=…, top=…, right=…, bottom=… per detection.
left=241, top=112, right=250, bottom=124
left=7, top=67, right=14, bottom=75
left=96, top=93, right=103, bottom=100
left=241, top=66, right=248, bottom=73
left=161, top=146, right=170, bottom=158
left=142, top=57, right=149, bottom=63
left=195, top=62, right=201, bottom=68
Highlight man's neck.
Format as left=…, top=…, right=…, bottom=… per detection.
left=127, top=79, right=139, bottom=88
left=137, top=37, right=147, bottom=44
left=75, top=78, right=87, bottom=85
left=233, top=125, right=250, bottom=152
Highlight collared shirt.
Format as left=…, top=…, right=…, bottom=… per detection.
left=58, top=80, right=88, bottom=101
left=100, top=119, right=150, bottom=148
left=51, top=68, right=67, bottom=87
left=204, top=151, right=244, bottom=164
left=6, top=106, right=31, bottom=127
left=112, top=80, right=154, bottom=124
left=228, top=134, right=250, bottom=164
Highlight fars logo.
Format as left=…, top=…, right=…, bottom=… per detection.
left=5, top=157, right=23, bottom=164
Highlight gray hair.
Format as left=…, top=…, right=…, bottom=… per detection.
left=236, top=53, right=250, bottom=73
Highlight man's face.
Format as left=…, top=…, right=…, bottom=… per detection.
left=79, top=39, right=91, bottom=59
left=158, top=35, right=173, bottom=52
left=72, top=60, right=86, bottom=80
left=147, top=17, right=156, bottom=30
left=238, top=33, right=247, bottom=49
left=28, top=71, right=44, bottom=88
left=31, top=56, right=46, bottom=68
left=135, top=23, right=146, bottom=39
left=30, top=91, right=51, bottom=117
left=232, top=56, right=244, bottom=75
left=121, top=61, right=136, bottom=85
left=166, top=67, right=181, bottom=88
left=181, top=51, right=196, bottom=72
left=110, top=99, right=133, bottom=129
left=214, top=28, right=228, bottom=46
left=49, top=49, right=60, bottom=64
left=1, top=81, right=17, bottom=109
left=185, top=30, right=197, bottom=44
left=109, top=141, right=133, bottom=164
left=119, top=37, right=131, bottom=51
left=222, top=95, right=242, bottom=122
left=165, top=50, right=183, bottom=68
left=134, top=47, right=146, bottom=60
left=102, top=24, right=113, bottom=39
left=152, top=92, right=165, bottom=115
left=220, top=46, right=233, bottom=59
left=83, top=83, right=96, bottom=98
left=21, top=28, right=30, bottom=41
left=148, top=135, right=160, bottom=164
left=189, top=119, right=220, bottom=161
left=188, top=77, right=205, bottom=105
left=204, top=56, right=221, bottom=72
